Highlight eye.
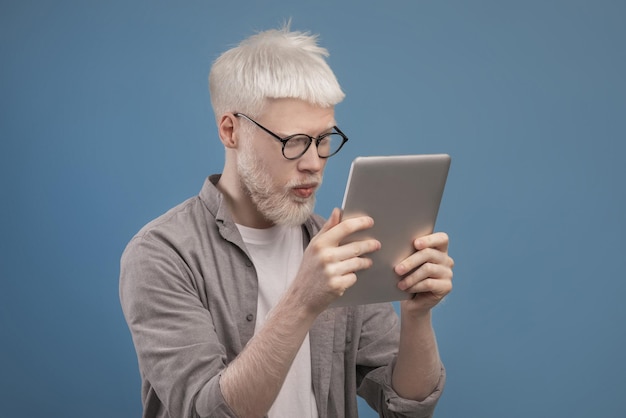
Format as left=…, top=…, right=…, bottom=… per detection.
left=285, top=135, right=310, bottom=148
left=318, top=136, right=331, bottom=145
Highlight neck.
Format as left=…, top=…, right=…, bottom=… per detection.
left=217, top=165, right=274, bottom=229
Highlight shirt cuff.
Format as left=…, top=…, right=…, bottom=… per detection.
left=193, top=372, right=238, bottom=418
left=385, top=365, right=445, bottom=416
left=360, top=363, right=446, bottom=418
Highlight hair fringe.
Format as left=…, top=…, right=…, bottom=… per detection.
left=209, top=23, right=345, bottom=119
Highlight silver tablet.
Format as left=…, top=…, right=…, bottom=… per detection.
left=330, top=154, right=451, bottom=307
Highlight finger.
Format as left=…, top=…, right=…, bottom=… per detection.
left=328, top=272, right=358, bottom=296
left=334, top=239, right=381, bottom=261
left=394, top=248, right=453, bottom=276
left=316, top=209, right=374, bottom=243
left=319, top=207, right=342, bottom=234
left=319, top=256, right=373, bottom=299
left=323, top=215, right=375, bottom=246
left=397, top=262, right=453, bottom=291
left=404, top=276, right=453, bottom=299
left=414, top=232, right=449, bottom=251
left=325, top=255, right=374, bottom=278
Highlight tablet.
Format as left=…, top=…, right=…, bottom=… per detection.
left=330, top=154, right=451, bottom=307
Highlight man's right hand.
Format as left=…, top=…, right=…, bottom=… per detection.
left=290, top=207, right=381, bottom=314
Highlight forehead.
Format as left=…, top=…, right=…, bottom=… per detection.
left=258, top=98, right=336, bottom=134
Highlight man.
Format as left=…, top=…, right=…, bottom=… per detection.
left=120, top=25, right=453, bottom=418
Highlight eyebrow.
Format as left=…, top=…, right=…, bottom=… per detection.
left=276, top=124, right=336, bottom=138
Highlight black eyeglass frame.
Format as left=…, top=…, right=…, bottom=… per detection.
left=234, top=113, right=349, bottom=160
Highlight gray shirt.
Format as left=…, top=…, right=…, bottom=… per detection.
left=119, top=175, right=445, bottom=418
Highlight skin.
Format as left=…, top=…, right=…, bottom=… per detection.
left=215, top=98, right=454, bottom=417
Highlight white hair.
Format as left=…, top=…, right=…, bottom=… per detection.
left=208, top=24, right=345, bottom=119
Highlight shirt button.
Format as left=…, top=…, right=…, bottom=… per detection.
left=245, top=260, right=253, bottom=267
left=246, top=314, right=254, bottom=322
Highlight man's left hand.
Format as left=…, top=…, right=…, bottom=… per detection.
left=394, top=232, right=454, bottom=315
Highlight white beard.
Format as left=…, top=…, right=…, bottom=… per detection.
left=237, top=140, right=321, bottom=227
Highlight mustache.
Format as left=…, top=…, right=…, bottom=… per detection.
left=286, top=175, right=323, bottom=189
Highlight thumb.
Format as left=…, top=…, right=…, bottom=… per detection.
left=320, top=207, right=342, bottom=233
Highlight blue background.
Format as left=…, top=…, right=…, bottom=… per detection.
left=1, top=1, right=625, bottom=417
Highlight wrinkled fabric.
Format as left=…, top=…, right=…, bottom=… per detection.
left=120, top=175, right=444, bottom=418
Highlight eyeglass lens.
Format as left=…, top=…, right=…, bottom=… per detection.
left=283, top=134, right=344, bottom=159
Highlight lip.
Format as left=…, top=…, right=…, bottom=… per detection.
left=292, top=183, right=318, bottom=198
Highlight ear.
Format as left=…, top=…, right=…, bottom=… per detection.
left=217, top=113, right=239, bottom=149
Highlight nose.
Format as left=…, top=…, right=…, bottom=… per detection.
left=297, top=142, right=324, bottom=173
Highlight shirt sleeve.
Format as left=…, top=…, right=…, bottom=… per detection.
left=355, top=303, right=445, bottom=418
left=119, top=235, right=238, bottom=417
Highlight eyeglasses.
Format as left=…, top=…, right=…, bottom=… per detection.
left=234, top=113, right=349, bottom=160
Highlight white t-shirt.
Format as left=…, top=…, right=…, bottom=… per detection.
left=236, top=223, right=319, bottom=418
